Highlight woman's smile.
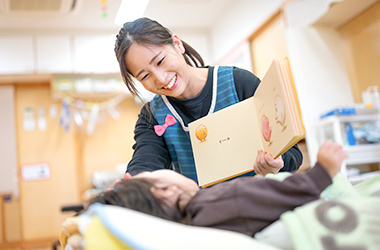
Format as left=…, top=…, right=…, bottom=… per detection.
left=163, top=74, right=178, bottom=90
left=125, top=40, right=208, bottom=99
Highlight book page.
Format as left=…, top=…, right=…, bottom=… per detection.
left=189, top=97, right=262, bottom=187
left=253, top=59, right=303, bottom=158
left=279, top=58, right=305, bottom=134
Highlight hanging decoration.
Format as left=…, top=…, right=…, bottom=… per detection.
left=101, top=0, right=108, bottom=18
left=59, top=98, right=71, bottom=133
left=59, top=93, right=128, bottom=135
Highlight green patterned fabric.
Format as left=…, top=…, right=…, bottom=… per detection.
left=281, top=173, right=380, bottom=250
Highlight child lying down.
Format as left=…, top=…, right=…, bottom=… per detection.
left=89, top=141, right=346, bottom=234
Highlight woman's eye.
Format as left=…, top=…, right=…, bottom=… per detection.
left=141, top=74, right=149, bottom=81
left=157, top=57, right=165, bottom=66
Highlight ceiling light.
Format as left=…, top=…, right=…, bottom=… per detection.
left=114, top=0, right=150, bottom=25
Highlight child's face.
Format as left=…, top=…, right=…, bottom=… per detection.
left=125, top=36, right=194, bottom=99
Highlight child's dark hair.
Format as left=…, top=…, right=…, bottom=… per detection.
left=89, top=178, right=182, bottom=222
left=114, top=17, right=204, bottom=101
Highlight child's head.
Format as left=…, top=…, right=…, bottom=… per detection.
left=89, top=178, right=182, bottom=222
left=114, top=17, right=204, bottom=99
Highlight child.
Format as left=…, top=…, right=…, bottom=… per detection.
left=89, top=140, right=347, bottom=236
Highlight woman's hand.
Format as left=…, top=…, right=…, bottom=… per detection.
left=132, top=170, right=200, bottom=194
left=253, top=150, right=284, bottom=175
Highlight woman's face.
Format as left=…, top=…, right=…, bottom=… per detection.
left=125, top=35, right=193, bottom=99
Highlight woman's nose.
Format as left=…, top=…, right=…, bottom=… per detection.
left=153, top=69, right=167, bottom=84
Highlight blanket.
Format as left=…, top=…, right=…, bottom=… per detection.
left=71, top=203, right=280, bottom=250
left=281, top=173, right=380, bottom=250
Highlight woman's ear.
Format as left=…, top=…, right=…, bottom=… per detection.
left=150, top=185, right=176, bottom=200
left=172, top=34, right=185, bottom=54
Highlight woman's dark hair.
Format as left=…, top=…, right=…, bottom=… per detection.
left=114, top=17, right=205, bottom=100
left=89, top=178, right=182, bottom=222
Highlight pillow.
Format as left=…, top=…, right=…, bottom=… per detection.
left=77, top=203, right=281, bottom=250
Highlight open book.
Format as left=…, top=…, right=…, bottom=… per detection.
left=188, top=58, right=305, bottom=188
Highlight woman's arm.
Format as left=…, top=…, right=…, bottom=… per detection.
left=126, top=104, right=172, bottom=175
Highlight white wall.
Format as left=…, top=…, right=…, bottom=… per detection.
left=0, top=36, right=34, bottom=74
left=286, top=26, right=354, bottom=163
left=283, top=0, right=356, bottom=164
left=0, top=86, right=18, bottom=197
left=0, top=32, right=119, bottom=74
left=0, top=1, right=286, bottom=73
left=171, top=29, right=211, bottom=65
left=210, top=0, right=285, bottom=64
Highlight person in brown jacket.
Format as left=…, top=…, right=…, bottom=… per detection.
left=89, top=140, right=347, bottom=236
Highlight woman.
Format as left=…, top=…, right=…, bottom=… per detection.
left=115, top=17, right=303, bottom=183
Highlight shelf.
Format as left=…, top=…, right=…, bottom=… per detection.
left=344, top=144, right=380, bottom=165
left=51, top=74, right=129, bottom=101
left=51, top=91, right=131, bottom=102
left=319, top=113, right=380, bottom=124
left=318, top=111, right=380, bottom=183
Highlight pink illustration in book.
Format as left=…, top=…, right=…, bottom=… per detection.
left=261, top=115, right=272, bottom=146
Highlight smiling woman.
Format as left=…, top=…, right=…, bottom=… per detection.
left=114, top=17, right=303, bottom=184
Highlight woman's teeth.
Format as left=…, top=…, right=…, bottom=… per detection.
left=164, top=75, right=177, bottom=89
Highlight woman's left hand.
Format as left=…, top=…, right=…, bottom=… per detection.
left=253, top=150, right=284, bottom=175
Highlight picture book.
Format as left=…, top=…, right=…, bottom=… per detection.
left=188, top=58, right=305, bottom=188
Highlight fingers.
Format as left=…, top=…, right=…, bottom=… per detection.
left=254, top=150, right=284, bottom=175
left=317, top=140, right=349, bottom=177
left=319, top=140, right=348, bottom=162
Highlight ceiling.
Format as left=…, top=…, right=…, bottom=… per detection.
left=0, top=0, right=237, bottom=33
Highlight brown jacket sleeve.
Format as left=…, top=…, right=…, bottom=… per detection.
left=185, top=163, right=332, bottom=236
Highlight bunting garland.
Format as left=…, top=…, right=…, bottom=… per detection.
left=59, top=93, right=129, bottom=134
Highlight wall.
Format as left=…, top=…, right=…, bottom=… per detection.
left=0, top=86, right=21, bottom=247
left=0, top=32, right=120, bottom=74
left=338, top=0, right=380, bottom=103
left=0, top=1, right=290, bottom=73
left=15, top=83, right=80, bottom=242
left=210, top=0, right=285, bottom=64
left=0, top=78, right=141, bottom=248
left=282, top=0, right=378, bottom=163
left=285, top=26, right=354, bottom=163
left=0, top=86, right=18, bottom=196
left=249, top=13, right=288, bottom=78
left=171, top=29, right=212, bottom=65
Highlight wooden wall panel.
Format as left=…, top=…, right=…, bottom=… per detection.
left=15, top=84, right=80, bottom=241
left=4, top=195, right=21, bottom=242
left=0, top=196, right=3, bottom=243
left=250, top=13, right=288, bottom=79
left=338, top=1, right=380, bottom=103
left=82, top=97, right=140, bottom=191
